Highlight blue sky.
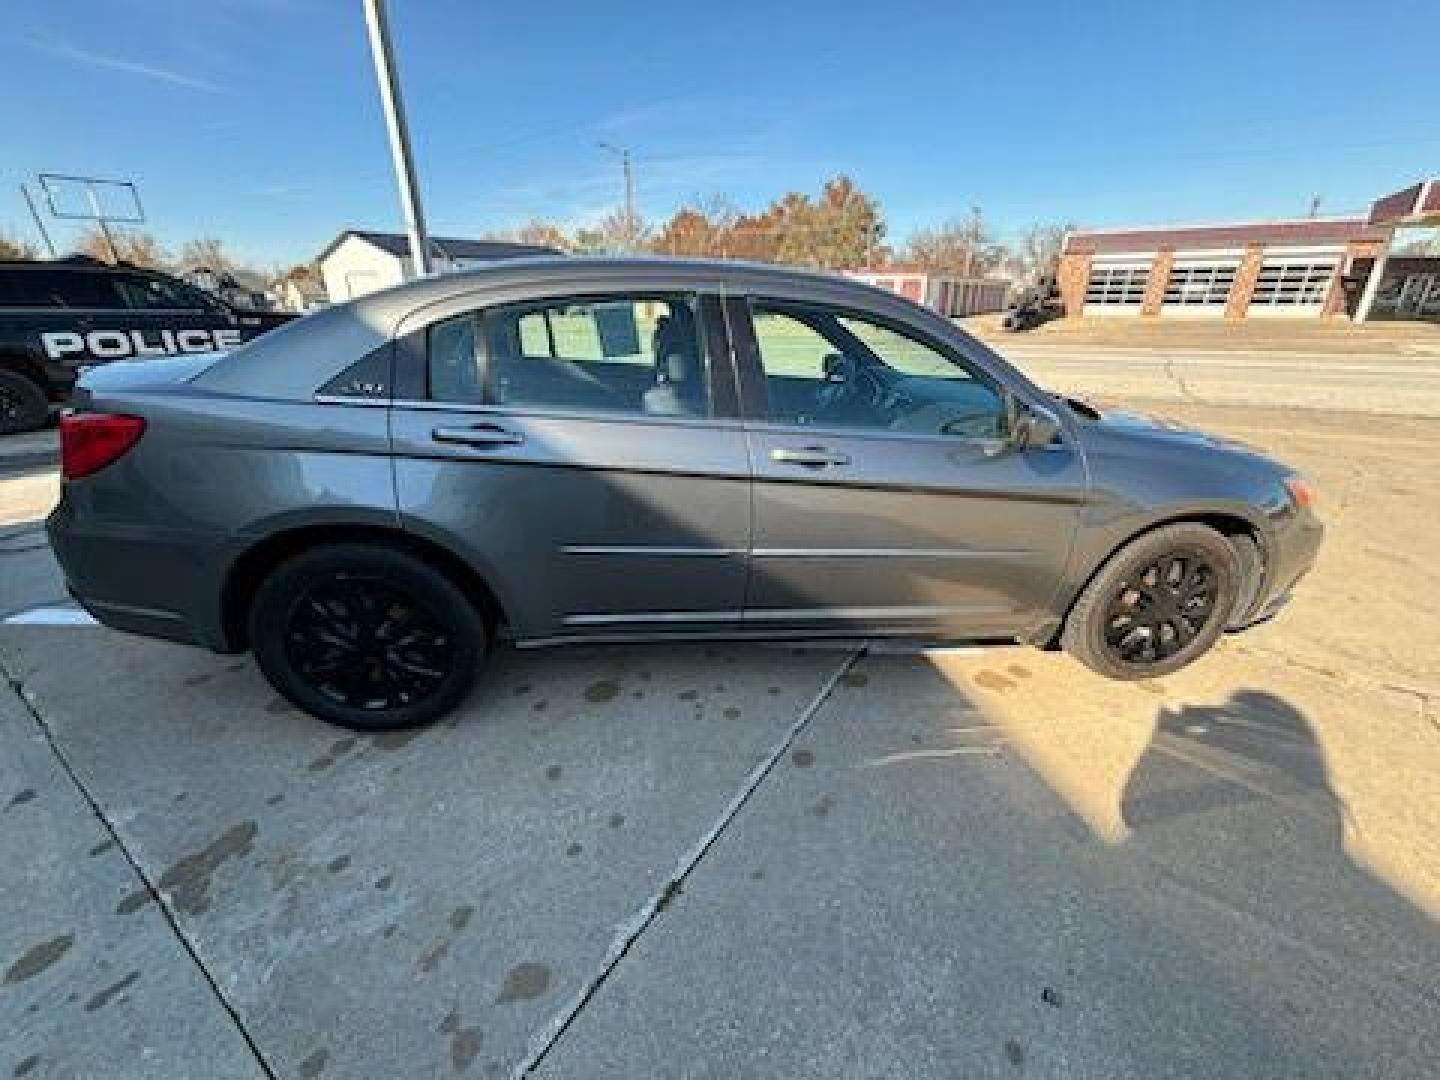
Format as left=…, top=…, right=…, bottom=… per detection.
left=2, top=0, right=1435, bottom=268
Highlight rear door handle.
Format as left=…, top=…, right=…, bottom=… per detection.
left=432, top=423, right=524, bottom=447
left=770, top=445, right=851, bottom=468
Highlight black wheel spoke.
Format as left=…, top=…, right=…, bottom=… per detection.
left=1101, top=546, right=1219, bottom=671
left=285, top=575, right=455, bottom=712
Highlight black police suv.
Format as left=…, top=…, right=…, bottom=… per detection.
left=0, top=257, right=296, bottom=434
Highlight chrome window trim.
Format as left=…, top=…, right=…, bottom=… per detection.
left=561, top=545, right=745, bottom=557
left=752, top=546, right=1033, bottom=559
left=562, top=610, right=745, bottom=626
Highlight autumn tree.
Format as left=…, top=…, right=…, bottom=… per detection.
left=514, top=219, right=572, bottom=251
left=485, top=219, right=573, bottom=251
left=778, top=176, right=884, bottom=270
left=649, top=179, right=883, bottom=268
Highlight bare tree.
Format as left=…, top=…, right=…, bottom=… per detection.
left=178, top=236, right=239, bottom=275
left=0, top=231, right=39, bottom=260
left=1014, top=222, right=1072, bottom=286
left=73, top=227, right=167, bottom=267
left=904, top=208, right=1006, bottom=277
left=593, top=206, right=650, bottom=253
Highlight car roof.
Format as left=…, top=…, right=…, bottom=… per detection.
left=0, top=256, right=168, bottom=274
left=193, top=256, right=971, bottom=401
left=345, top=255, right=866, bottom=315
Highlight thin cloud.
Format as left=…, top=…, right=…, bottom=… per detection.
left=257, top=182, right=314, bottom=200
left=29, top=39, right=226, bottom=94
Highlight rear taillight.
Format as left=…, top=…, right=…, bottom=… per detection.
left=59, top=413, right=146, bottom=480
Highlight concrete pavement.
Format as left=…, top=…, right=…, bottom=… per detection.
left=0, top=671, right=263, bottom=1079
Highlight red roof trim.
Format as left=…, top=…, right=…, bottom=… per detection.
left=1065, top=217, right=1385, bottom=254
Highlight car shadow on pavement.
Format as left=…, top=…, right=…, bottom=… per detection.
left=532, top=651, right=1440, bottom=1078
left=1122, top=690, right=1333, bottom=829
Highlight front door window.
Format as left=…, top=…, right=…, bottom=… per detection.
left=748, top=301, right=1006, bottom=440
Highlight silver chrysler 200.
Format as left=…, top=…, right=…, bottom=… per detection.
left=48, top=257, right=1322, bottom=730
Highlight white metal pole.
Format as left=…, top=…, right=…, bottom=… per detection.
left=19, top=184, right=57, bottom=258
left=1354, top=230, right=1393, bottom=323
left=362, top=0, right=431, bottom=278
left=622, top=148, right=636, bottom=251
left=598, top=142, right=636, bottom=252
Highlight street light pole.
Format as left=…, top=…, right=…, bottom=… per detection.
left=362, top=0, right=431, bottom=278
left=598, top=142, right=636, bottom=251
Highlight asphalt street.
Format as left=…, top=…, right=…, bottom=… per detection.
left=2, top=354, right=1437, bottom=1078
left=1002, top=345, right=1440, bottom=417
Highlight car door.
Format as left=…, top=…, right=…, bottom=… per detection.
left=23, top=268, right=124, bottom=375
left=389, top=288, right=751, bottom=641
left=728, top=294, right=1087, bottom=639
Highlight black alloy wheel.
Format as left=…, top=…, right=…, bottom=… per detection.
left=1062, top=522, right=1241, bottom=681
left=1100, top=548, right=1219, bottom=667
left=285, top=574, right=455, bottom=711
left=250, top=544, right=486, bottom=730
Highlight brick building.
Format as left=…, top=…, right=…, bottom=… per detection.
left=1055, top=177, right=1440, bottom=323
left=1056, top=217, right=1388, bottom=321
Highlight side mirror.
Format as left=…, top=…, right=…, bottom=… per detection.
left=1012, top=400, right=1062, bottom=449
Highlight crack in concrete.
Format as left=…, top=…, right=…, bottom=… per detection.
left=1162, top=354, right=1197, bottom=402
left=1380, top=682, right=1440, bottom=737
left=1, top=668, right=279, bottom=1080
left=1246, top=642, right=1439, bottom=710
left=510, top=648, right=865, bottom=1079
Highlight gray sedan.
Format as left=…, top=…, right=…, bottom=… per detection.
left=47, top=257, right=1322, bottom=730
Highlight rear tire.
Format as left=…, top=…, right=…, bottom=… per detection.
left=1062, top=523, right=1239, bottom=681
left=249, top=544, right=486, bottom=731
left=0, top=370, right=48, bottom=435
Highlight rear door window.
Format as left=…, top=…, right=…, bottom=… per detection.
left=427, top=293, right=712, bottom=418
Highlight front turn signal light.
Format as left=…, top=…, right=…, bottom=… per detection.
left=1284, top=476, right=1318, bottom=511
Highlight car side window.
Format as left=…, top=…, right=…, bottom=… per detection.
left=114, top=274, right=200, bottom=310
left=52, top=271, right=125, bottom=309
left=428, top=313, right=481, bottom=403
left=748, top=300, right=1007, bottom=440
left=450, top=293, right=710, bottom=418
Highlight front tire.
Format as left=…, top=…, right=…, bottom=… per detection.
left=1062, top=523, right=1239, bottom=681
left=249, top=544, right=486, bottom=731
left=0, top=370, right=48, bottom=435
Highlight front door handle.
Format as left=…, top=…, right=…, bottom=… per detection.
left=770, top=445, right=851, bottom=468
left=432, top=423, right=524, bottom=447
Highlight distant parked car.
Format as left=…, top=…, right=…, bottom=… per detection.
left=0, top=256, right=295, bottom=434
left=48, top=257, right=1321, bottom=730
